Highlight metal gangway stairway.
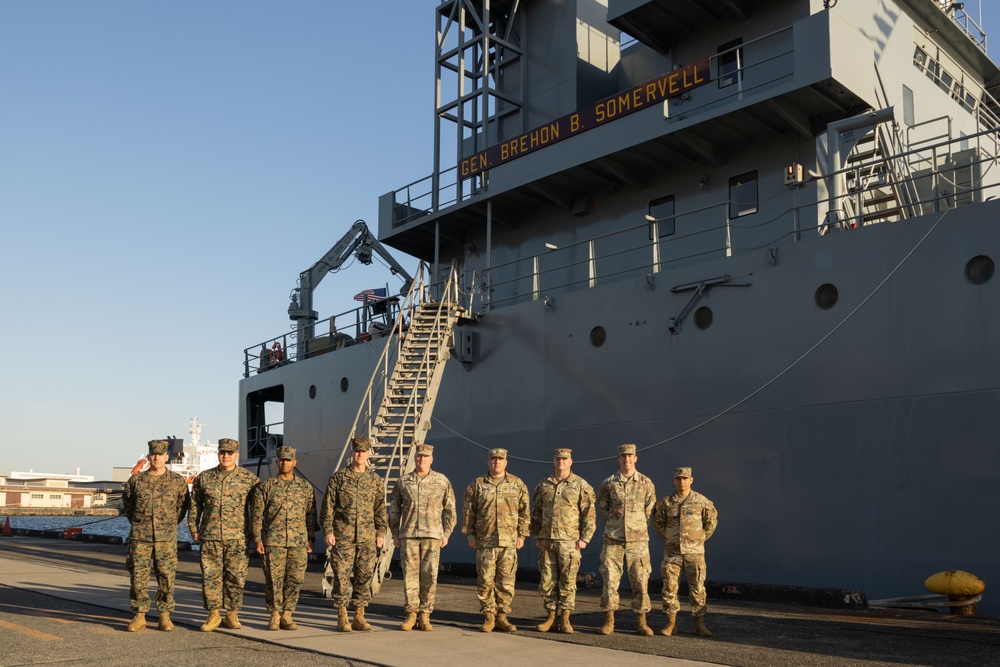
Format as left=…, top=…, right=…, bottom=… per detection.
left=322, top=261, right=467, bottom=597
left=842, top=120, right=919, bottom=228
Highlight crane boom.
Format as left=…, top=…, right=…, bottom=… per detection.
left=287, top=220, right=413, bottom=350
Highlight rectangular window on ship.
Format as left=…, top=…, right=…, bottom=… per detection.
left=718, top=39, right=743, bottom=88
left=648, top=195, right=676, bottom=238
left=729, top=171, right=758, bottom=218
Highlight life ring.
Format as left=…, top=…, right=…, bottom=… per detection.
left=269, top=342, right=283, bottom=367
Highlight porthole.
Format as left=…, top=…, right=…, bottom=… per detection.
left=815, top=283, right=838, bottom=310
left=965, top=255, right=995, bottom=285
left=309, top=385, right=317, bottom=399
left=590, top=326, right=606, bottom=347
left=340, top=377, right=349, bottom=393
left=694, top=307, right=713, bottom=330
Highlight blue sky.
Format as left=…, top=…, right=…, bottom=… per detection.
left=1, top=1, right=998, bottom=477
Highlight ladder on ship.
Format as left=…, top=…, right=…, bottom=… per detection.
left=321, top=261, right=467, bottom=598
left=842, top=122, right=919, bottom=228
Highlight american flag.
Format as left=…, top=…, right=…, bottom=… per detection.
left=354, top=287, right=387, bottom=303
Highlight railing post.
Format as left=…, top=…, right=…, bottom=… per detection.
left=588, top=240, right=596, bottom=287
left=651, top=220, right=661, bottom=273
left=725, top=204, right=732, bottom=257
left=532, top=256, right=540, bottom=300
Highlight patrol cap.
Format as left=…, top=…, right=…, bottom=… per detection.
left=277, top=446, right=297, bottom=461
left=218, top=438, right=239, bottom=452
left=617, top=443, right=637, bottom=455
left=148, top=440, right=168, bottom=455
left=553, top=448, right=572, bottom=459
left=488, top=448, right=507, bottom=459
left=415, top=444, right=434, bottom=456
left=351, top=437, right=372, bottom=452
left=673, top=466, right=693, bottom=478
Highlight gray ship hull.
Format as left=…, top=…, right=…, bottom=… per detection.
left=241, top=200, right=1000, bottom=612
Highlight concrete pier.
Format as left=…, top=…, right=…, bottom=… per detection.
left=0, top=537, right=996, bottom=666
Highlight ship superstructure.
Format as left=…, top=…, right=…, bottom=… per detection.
left=240, top=0, right=1000, bottom=613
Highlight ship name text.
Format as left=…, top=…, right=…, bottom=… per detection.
left=461, top=58, right=710, bottom=178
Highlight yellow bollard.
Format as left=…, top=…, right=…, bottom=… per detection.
left=925, top=570, right=985, bottom=616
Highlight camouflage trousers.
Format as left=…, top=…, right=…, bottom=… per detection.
left=261, top=546, right=308, bottom=612
left=537, top=539, right=581, bottom=612
left=661, top=552, right=708, bottom=616
left=599, top=540, right=651, bottom=613
left=400, top=538, right=440, bottom=613
left=199, top=539, right=249, bottom=611
left=126, top=540, right=177, bottom=613
left=476, top=546, right=518, bottom=614
left=330, top=540, right=377, bottom=609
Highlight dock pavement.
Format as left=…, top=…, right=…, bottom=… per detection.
left=1, top=537, right=997, bottom=666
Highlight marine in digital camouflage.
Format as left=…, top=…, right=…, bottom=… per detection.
left=189, top=459, right=259, bottom=612
left=122, top=443, right=190, bottom=614
left=389, top=464, right=456, bottom=613
left=598, top=462, right=656, bottom=613
left=251, top=472, right=320, bottom=612
left=530, top=452, right=596, bottom=612
left=654, top=476, right=718, bottom=617
left=462, top=452, right=530, bottom=615
left=321, top=454, right=388, bottom=609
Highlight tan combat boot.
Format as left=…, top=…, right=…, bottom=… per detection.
left=480, top=612, right=495, bottom=632
left=352, top=606, right=372, bottom=632
left=399, top=612, right=417, bottom=631
left=267, top=611, right=280, bottom=631
left=221, top=610, right=240, bottom=629
left=158, top=612, right=174, bottom=632
left=279, top=610, right=298, bottom=630
left=695, top=616, right=712, bottom=637
left=337, top=606, right=351, bottom=632
left=536, top=610, right=557, bottom=632
left=417, top=611, right=433, bottom=631
left=599, top=610, right=615, bottom=635
left=636, top=612, right=653, bottom=636
left=558, top=610, right=574, bottom=634
left=126, top=612, right=146, bottom=632
left=494, top=613, right=516, bottom=633
left=658, top=612, right=677, bottom=636
left=200, top=609, right=221, bottom=632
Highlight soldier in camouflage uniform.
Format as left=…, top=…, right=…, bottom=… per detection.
left=653, top=466, right=718, bottom=637
left=122, top=439, right=190, bottom=632
left=321, top=436, right=388, bottom=633
left=597, top=443, right=657, bottom=636
left=189, top=437, right=259, bottom=632
left=388, top=443, right=456, bottom=632
left=529, top=448, right=596, bottom=634
left=250, top=446, right=320, bottom=631
left=461, top=447, right=530, bottom=633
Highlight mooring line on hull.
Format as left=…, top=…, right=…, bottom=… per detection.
left=432, top=206, right=953, bottom=466
left=636, top=207, right=953, bottom=455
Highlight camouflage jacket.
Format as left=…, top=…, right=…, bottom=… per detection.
left=187, top=465, right=259, bottom=542
left=461, top=472, right=530, bottom=548
left=249, top=475, right=320, bottom=547
left=653, top=490, right=718, bottom=555
left=320, top=466, right=388, bottom=542
left=529, top=473, right=596, bottom=543
left=388, top=470, right=456, bottom=540
left=122, top=470, right=190, bottom=543
left=598, top=470, right=656, bottom=543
